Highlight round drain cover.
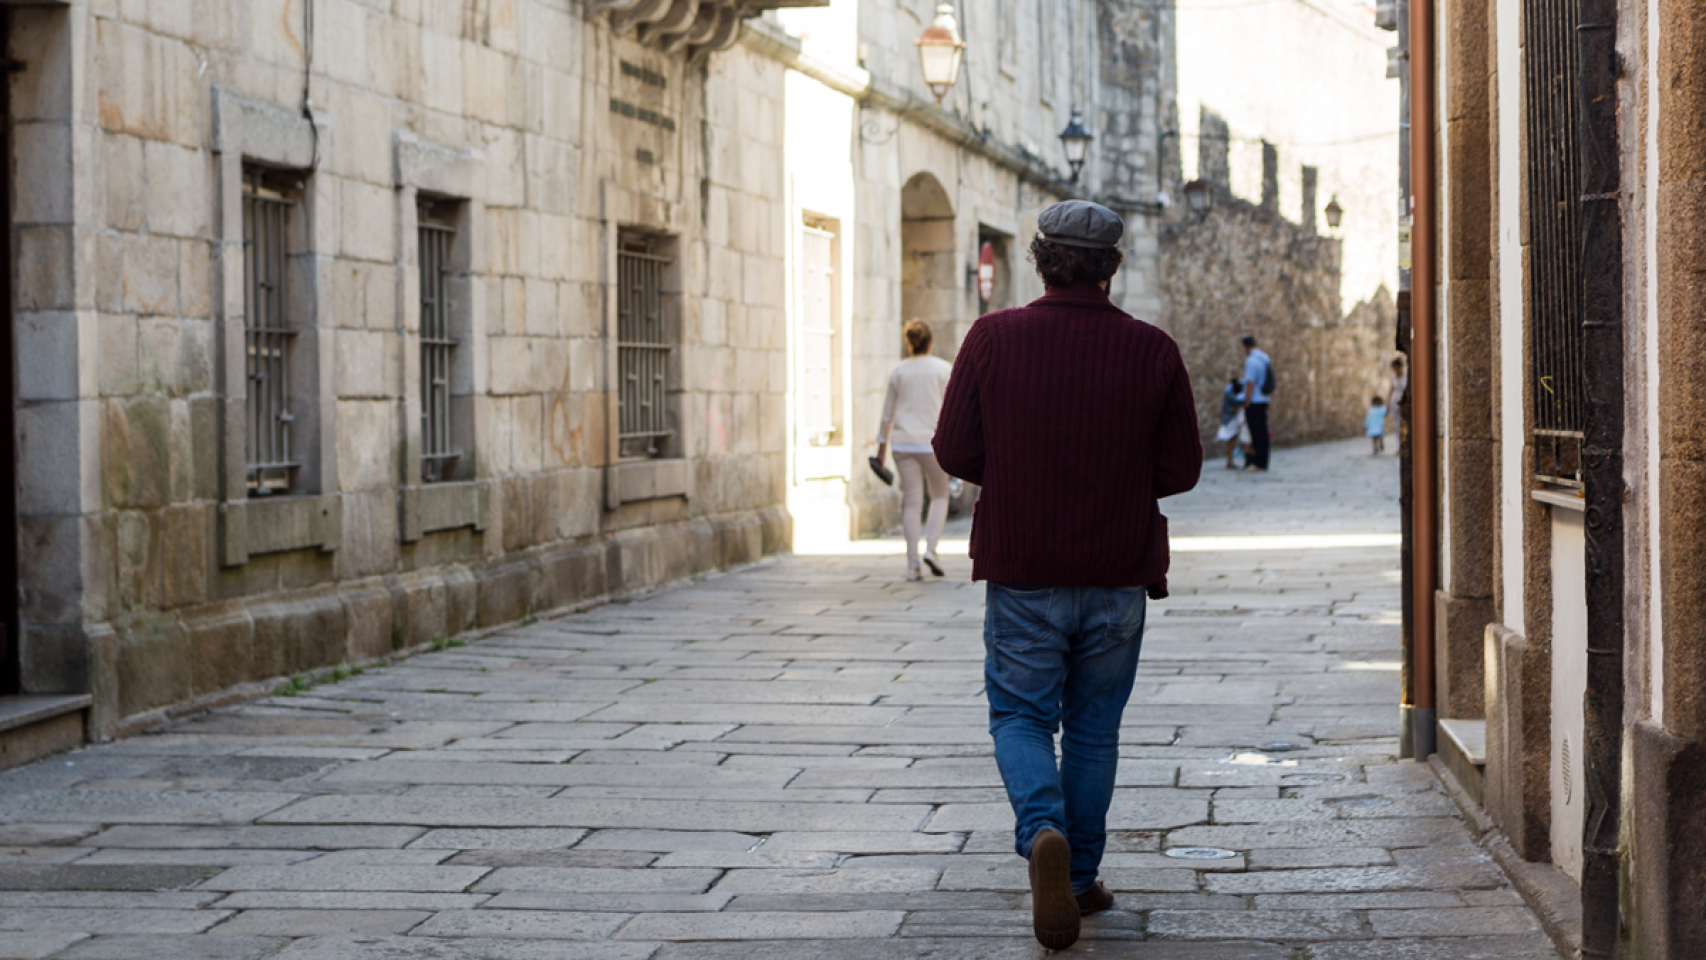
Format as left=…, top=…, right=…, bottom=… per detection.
left=1281, top=772, right=1346, bottom=784
left=1164, top=846, right=1239, bottom=860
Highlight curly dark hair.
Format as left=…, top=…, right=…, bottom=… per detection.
left=1027, top=237, right=1124, bottom=289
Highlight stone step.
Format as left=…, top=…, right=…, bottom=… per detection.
left=1437, top=717, right=1486, bottom=807
left=0, top=695, right=91, bottom=772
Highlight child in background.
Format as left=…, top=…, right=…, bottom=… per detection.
left=1217, top=376, right=1250, bottom=468
left=1366, top=395, right=1388, bottom=454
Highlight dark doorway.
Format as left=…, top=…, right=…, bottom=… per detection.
left=976, top=229, right=1012, bottom=316
left=0, top=11, right=18, bottom=697
left=899, top=171, right=956, bottom=358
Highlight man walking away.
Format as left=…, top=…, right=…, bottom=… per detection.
left=1240, top=335, right=1274, bottom=471
left=934, top=200, right=1203, bottom=950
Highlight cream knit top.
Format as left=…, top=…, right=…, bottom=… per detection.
left=878, top=354, right=954, bottom=453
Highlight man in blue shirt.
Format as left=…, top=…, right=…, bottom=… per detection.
left=1239, top=335, right=1273, bottom=472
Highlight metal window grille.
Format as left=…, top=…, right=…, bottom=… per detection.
left=243, top=174, right=298, bottom=495
left=798, top=224, right=837, bottom=446
left=419, top=217, right=460, bottom=482
left=1524, top=0, right=1585, bottom=488
left=617, top=236, right=674, bottom=459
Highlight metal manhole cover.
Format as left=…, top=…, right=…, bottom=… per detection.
left=1281, top=772, right=1346, bottom=784
left=1165, top=846, right=1239, bottom=860
left=1323, top=796, right=1391, bottom=808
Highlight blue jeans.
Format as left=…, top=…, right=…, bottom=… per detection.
left=983, top=582, right=1147, bottom=894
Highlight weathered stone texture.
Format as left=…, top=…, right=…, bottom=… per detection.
left=8, top=2, right=801, bottom=737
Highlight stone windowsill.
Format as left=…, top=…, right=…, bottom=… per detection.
left=616, top=459, right=690, bottom=505
left=414, top=480, right=487, bottom=536
left=1531, top=487, right=1585, bottom=512
left=220, top=494, right=341, bottom=566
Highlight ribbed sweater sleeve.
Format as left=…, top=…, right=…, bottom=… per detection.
left=932, top=321, right=987, bottom=485
left=1153, top=342, right=1205, bottom=498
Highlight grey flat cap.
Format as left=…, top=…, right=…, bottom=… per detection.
left=1037, top=200, right=1123, bottom=249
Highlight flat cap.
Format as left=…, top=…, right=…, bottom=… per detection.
left=1037, top=200, right=1123, bottom=249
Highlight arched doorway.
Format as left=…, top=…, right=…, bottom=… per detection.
left=900, top=172, right=958, bottom=358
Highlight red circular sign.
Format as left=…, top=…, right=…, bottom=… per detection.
left=978, top=242, right=996, bottom=303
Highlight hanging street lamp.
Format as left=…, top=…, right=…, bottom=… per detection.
left=1182, top=178, right=1213, bottom=217
left=1059, top=109, right=1093, bottom=183
left=915, top=5, right=965, bottom=106
left=1324, top=194, right=1344, bottom=229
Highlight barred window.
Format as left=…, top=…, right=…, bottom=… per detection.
left=242, top=170, right=299, bottom=496
left=1524, top=0, right=1584, bottom=487
left=419, top=204, right=460, bottom=483
left=617, top=234, right=676, bottom=459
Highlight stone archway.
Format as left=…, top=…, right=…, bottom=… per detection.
left=900, top=172, right=958, bottom=359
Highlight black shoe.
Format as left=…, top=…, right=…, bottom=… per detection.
left=1028, top=828, right=1080, bottom=950
left=1076, top=880, right=1115, bottom=915
left=923, top=555, right=944, bottom=577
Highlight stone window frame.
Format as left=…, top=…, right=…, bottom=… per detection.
left=240, top=168, right=307, bottom=496
left=394, top=132, right=489, bottom=542
left=614, top=230, right=681, bottom=460
left=600, top=179, right=691, bottom=509
left=794, top=212, right=847, bottom=484
left=211, top=88, right=340, bottom=567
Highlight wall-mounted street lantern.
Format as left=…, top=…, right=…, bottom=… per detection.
left=916, top=5, right=965, bottom=106
left=1059, top=109, right=1093, bottom=183
left=1324, top=195, right=1344, bottom=229
left=1182, top=179, right=1213, bottom=217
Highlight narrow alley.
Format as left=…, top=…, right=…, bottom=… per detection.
left=0, top=440, right=1555, bottom=959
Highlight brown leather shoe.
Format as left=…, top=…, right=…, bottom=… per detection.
left=1027, top=828, right=1080, bottom=950
left=1076, top=880, right=1115, bottom=915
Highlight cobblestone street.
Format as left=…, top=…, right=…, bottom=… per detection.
left=0, top=440, right=1554, bottom=959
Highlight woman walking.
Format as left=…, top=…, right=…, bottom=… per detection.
left=876, top=320, right=954, bottom=581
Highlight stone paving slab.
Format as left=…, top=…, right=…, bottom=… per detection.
left=0, top=933, right=88, bottom=960
left=0, top=440, right=1557, bottom=957
left=51, top=937, right=286, bottom=960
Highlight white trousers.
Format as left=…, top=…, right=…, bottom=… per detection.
left=895, top=451, right=950, bottom=570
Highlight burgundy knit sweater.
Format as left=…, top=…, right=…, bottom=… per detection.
left=933, top=282, right=1203, bottom=590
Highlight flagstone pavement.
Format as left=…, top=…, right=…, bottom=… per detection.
left=0, top=439, right=1557, bottom=959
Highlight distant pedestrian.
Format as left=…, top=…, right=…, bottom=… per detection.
left=1389, top=356, right=1408, bottom=422
left=934, top=200, right=1202, bottom=950
left=876, top=319, right=954, bottom=581
left=1239, top=335, right=1274, bottom=471
left=1217, top=375, right=1252, bottom=469
left=1366, top=395, right=1387, bottom=454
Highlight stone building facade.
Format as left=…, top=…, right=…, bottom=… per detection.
left=1416, top=0, right=1706, bottom=950
left=0, top=0, right=1387, bottom=762
left=0, top=0, right=798, bottom=746
left=764, top=0, right=1172, bottom=542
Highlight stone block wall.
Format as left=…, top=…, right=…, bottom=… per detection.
left=8, top=1, right=790, bottom=737
left=1162, top=189, right=1394, bottom=448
